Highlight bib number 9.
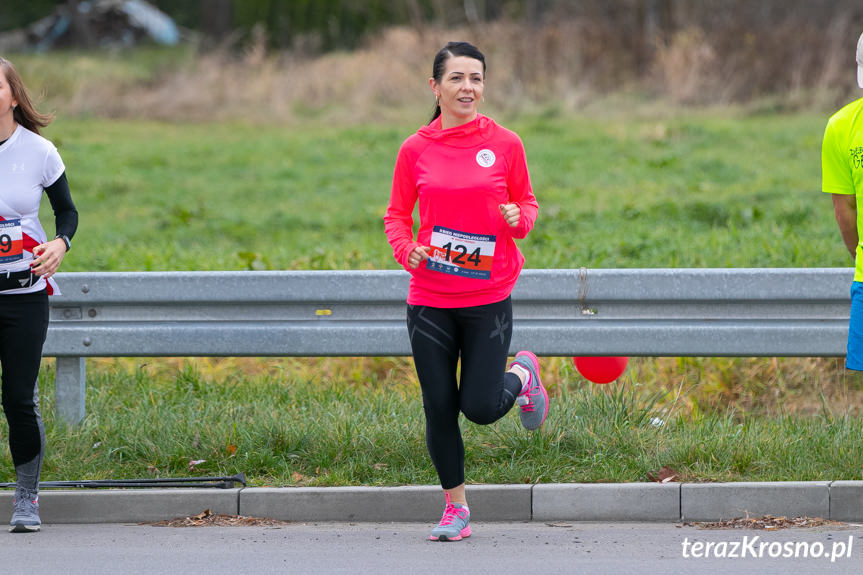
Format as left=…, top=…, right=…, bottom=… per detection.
left=0, top=219, right=23, bottom=264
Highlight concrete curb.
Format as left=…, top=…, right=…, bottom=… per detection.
left=1, top=482, right=862, bottom=524
left=240, top=485, right=531, bottom=522
left=533, top=483, right=681, bottom=521
left=681, top=481, right=831, bottom=522
left=829, top=481, right=863, bottom=522
left=0, top=488, right=241, bottom=524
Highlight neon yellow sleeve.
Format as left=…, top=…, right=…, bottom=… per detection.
left=822, top=119, right=854, bottom=195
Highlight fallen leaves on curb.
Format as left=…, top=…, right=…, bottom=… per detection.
left=684, top=515, right=845, bottom=530
left=647, top=466, right=679, bottom=483
left=146, top=509, right=289, bottom=528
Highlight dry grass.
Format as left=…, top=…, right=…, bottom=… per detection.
left=640, top=357, right=863, bottom=418
left=65, top=26, right=442, bottom=123
left=81, top=355, right=863, bottom=418
left=24, top=16, right=860, bottom=124
left=651, top=18, right=858, bottom=107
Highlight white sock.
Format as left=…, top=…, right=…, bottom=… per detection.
left=512, top=364, right=531, bottom=393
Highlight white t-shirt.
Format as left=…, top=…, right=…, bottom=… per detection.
left=0, top=124, right=65, bottom=294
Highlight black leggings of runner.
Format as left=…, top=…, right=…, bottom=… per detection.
left=406, top=296, right=524, bottom=490
left=0, top=290, right=48, bottom=477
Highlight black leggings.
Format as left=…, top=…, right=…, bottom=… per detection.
left=407, top=296, right=523, bottom=489
left=0, top=290, right=49, bottom=479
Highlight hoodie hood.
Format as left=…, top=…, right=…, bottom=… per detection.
left=416, top=114, right=496, bottom=148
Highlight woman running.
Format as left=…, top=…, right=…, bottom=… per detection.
left=0, top=57, right=78, bottom=533
left=384, top=41, right=548, bottom=542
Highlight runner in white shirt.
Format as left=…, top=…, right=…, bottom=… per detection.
left=0, top=57, right=78, bottom=533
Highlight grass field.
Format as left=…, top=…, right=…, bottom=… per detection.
left=46, top=108, right=838, bottom=272
left=27, top=358, right=863, bottom=486
left=1, top=95, right=861, bottom=487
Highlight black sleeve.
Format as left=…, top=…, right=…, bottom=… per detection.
left=44, top=172, right=78, bottom=240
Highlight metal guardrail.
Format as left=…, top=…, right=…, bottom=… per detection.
left=44, top=268, right=854, bottom=424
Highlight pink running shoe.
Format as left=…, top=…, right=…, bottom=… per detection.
left=511, top=350, right=549, bottom=430
left=429, top=493, right=471, bottom=542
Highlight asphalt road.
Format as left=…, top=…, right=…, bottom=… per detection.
left=2, top=521, right=862, bottom=575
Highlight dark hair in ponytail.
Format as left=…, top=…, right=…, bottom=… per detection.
left=429, top=41, right=486, bottom=124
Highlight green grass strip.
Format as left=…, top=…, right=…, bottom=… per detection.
left=2, top=360, right=859, bottom=486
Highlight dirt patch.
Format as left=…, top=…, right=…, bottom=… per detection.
left=147, top=509, right=289, bottom=527
left=683, top=515, right=846, bottom=530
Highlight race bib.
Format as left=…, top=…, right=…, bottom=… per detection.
left=427, top=226, right=495, bottom=280
left=0, top=219, right=24, bottom=264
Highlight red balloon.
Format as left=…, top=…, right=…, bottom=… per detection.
left=573, top=356, right=629, bottom=384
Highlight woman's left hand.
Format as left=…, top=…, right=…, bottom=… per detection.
left=30, top=238, right=67, bottom=279
left=499, top=203, right=521, bottom=227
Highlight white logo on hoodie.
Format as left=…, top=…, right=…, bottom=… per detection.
left=476, top=149, right=495, bottom=168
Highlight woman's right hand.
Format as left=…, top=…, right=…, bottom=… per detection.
left=408, top=246, right=431, bottom=269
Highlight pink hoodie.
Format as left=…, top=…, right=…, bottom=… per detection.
left=384, top=114, right=538, bottom=308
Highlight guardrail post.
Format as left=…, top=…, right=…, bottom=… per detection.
left=54, top=357, right=86, bottom=425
